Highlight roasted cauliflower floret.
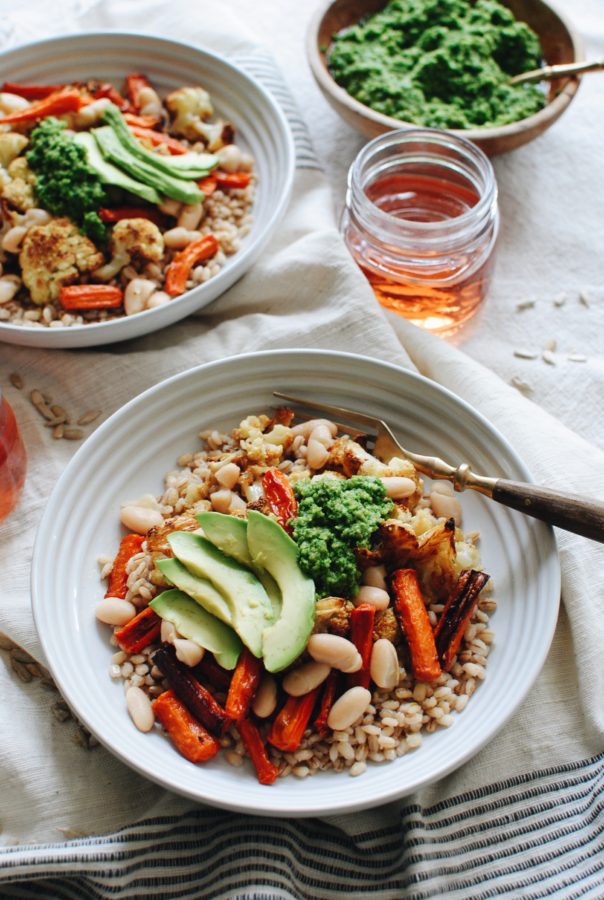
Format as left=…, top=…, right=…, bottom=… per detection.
left=373, top=607, right=400, bottom=644
left=165, top=86, right=233, bottom=150
left=93, top=217, right=164, bottom=281
left=0, top=134, right=28, bottom=168
left=1, top=156, right=35, bottom=211
left=234, top=414, right=292, bottom=466
left=312, top=596, right=353, bottom=637
left=19, top=218, right=103, bottom=304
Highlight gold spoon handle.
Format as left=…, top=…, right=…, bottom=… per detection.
left=510, top=59, right=604, bottom=85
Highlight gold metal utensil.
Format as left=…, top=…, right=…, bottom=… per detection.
left=509, top=59, right=604, bottom=85
left=273, top=392, right=604, bottom=543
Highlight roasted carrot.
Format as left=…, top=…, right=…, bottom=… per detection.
left=114, top=607, right=162, bottom=654
left=225, top=649, right=263, bottom=721
left=153, top=645, right=231, bottom=735
left=164, top=234, right=219, bottom=297
left=2, top=82, right=65, bottom=99
left=214, top=171, right=251, bottom=190
left=198, top=175, right=218, bottom=196
left=123, top=112, right=162, bottom=129
left=267, top=687, right=321, bottom=753
left=59, top=285, right=123, bottom=310
left=347, top=603, right=376, bottom=689
left=125, top=73, right=152, bottom=112
left=152, top=690, right=220, bottom=763
left=104, top=533, right=145, bottom=599
left=99, top=206, right=165, bottom=226
left=128, top=125, right=189, bottom=155
left=193, top=653, right=232, bottom=692
left=238, top=718, right=279, bottom=785
left=313, top=670, right=340, bottom=737
left=92, top=82, right=128, bottom=109
left=263, top=468, right=298, bottom=534
left=434, top=569, right=491, bottom=671
left=0, top=89, right=83, bottom=123
left=391, top=568, right=442, bottom=682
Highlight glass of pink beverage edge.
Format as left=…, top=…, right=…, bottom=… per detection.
left=0, top=388, right=27, bottom=521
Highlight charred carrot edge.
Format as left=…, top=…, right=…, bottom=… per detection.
left=114, top=607, right=162, bottom=654
left=391, top=568, right=442, bottom=682
left=214, top=171, right=251, bottom=190
left=267, top=687, right=321, bottom=753
left=347, top=603, right=376, bottom=689
left=164, top=234, right=219, bottom=297
left=238, top=718, right=279, bottom=785
left=434, top=569, right=491, bottom=671
left=313, top=670, right=340, bottom=737
left=105, top=533, right=145, bottom=599
left=152, top=690, right=220, bottom=763
left=152, top=645, right=231, bottom=735
left=193, top=653, right=233, bottom=692
left=59, top=285, right=123, bottom=310
left=225, top=649, right=263, bottom=721
left=262, top=468, right=298, bottom=534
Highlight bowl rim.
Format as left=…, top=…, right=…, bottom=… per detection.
left=307, top=0, right=585, bottom=143
left=0, top=31, right=296, bottom=347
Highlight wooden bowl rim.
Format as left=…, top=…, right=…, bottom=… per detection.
left=306, top=0, right=585, bottom=143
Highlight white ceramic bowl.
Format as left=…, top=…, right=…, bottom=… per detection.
left=0, top=33, right=295, bottom=349
left=32, top=350, right=560, bottom=817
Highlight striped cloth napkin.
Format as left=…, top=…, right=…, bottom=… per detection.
left=0, top=0, right=602, bottom=897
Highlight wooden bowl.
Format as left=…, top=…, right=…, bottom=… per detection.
left=307, top=0, right=584, bottom=155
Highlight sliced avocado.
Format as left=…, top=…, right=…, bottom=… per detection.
left=247, top=511, right=315, bottom=673
left=167, top=531, right=274, bottom=658
left=92, top=126, right=204, bottom=204
left=150, top=589, right=242, bottom=670
left=197, top=511, right=282, bottom=620
left=73, top=131, right=161, bottom=205
left=103, top=105, right=218, bottom=179
left=157, top=557, right=232, bottom=626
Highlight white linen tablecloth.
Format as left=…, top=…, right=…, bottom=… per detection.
left=0, top=0, right=603, bottom=896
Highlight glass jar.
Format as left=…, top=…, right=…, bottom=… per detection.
left=341, top=128, right=499, bottom=335
left=0, top=388, right=27, bottom=521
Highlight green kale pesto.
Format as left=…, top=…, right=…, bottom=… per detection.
left=292, top=475, right=394, bottom=599
left=27, top=118, right=107, bottom=244
left=328, top=0, right=546, bottom=129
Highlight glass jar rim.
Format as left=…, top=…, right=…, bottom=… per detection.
left=348, top=127, right=498, bottom=234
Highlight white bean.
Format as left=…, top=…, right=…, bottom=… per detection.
left=282, top=661, right=330, bottom=696
left=216, top=144, right=243, bottom=173
left=22, top=208, right=52, bottom=228
left=160, top=619, right=177, bottom=644
left=75, top=97, right=112, bottom=127
left=354, top=585, right=390, bottom=611
left=137, top=86, right=163, bottom=118
left=95, top=597, right=137, bottom=627
left=431, top=481, right=455, bottom=496
left=252, top=675, right=277, bottom=718
left=290, top=418, right=338, bottom=440
left=215, top=462, right=241, bottom=490
left=327, top=687, right=372, bottom=731
left=210, top=489, right=234, bottom=513
left=158, top=198, right=182, bottom=217
left=120, top=505, right=164, bottom=534
left=2, top=226, right=27, bottom=254
left=307, top=438, right=329, bottom=470
left=309, top=424, right=333, bottom=447
left=362, top=565, right=388, bottom=591
left=380, top=476, right=417, bottom=499
left=174, top=638, right=205, bottom=667
left=124, top=278, right=157, bottom=316
left=430, top=490, right=462, bottom=526
left=147, top=291, right=171, bottom=309
left=0, top=276, right=20, bottom=304
left=0, top=92, right=30, bottom=114
left=370, top=639, right=400, bottom=690
left=126, top=686, right=155, bottom=732
left=177, top=202, right=203, bottom=231
left=307, top=634, right=362, bottom=673
left=163, top=227, right=201, bottom=250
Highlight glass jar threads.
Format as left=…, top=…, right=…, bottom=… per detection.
left=341, top=128, right=500, bottom=334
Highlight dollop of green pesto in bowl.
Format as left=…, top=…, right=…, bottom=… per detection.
left=328, top=0, right=546, bottom=129
left=292, top=475, right=394, bottom=599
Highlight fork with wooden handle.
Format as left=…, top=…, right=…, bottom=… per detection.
left=273, top=392, right=604, bottom=544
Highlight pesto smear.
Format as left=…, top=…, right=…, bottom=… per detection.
left=292, top=476, right=394, bottom=598
left=328, top=0, right=546, bottom=129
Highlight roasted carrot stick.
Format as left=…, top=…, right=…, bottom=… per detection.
left=313, top=670, right=340, bottom=737
left=153, top=645, right=231, bottom=735
left=267, top=687, right=321, bottom=753
left=198, top=175, right=217, bottom=196
left=391, top=568, right=442, bottom=682
left=0, top=89, right=83, bottom=123
left=114, top=606, right=162, bottom=654
left=193, top=653, right=232, bottom=692
left=225, top=649, right=263, bottom=721
left=99, top=206, right=165, bottom=226
left=123, top=112, right=162, bottom=129
left=238, top=718, right=279, bottom=785
left=347, top=603, right=376, bottom=689
left=214, top=171, right=251, bottom=190
left=128, top=124, right=189, bottom=155
left=59, top=285, right=123, bottom=310
left=2, top=82, right=65, bottom=99
left=164, top=234, right=219, bottom=297
left=263, top=468, right=298, bottom=534
left=434, top=569, right=491, bottom=671
left=105, top=533, right=144, bottom=599
left=152, top=690, right=220, bottom=763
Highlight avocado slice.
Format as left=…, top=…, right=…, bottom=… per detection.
left=246, top=511, right=316, bottom=673
left=167, top=531, right=274, bottom=658
left=102, top=105, right=218, bottom=179
left=92, top=126, right=204, bottom=204
left=157, top=557, right=232, bottom=626
left=196, top=511, right=282, bottom=619
left=150, top=589, right=242, bottom=670
left=73, top=131, right=161, bottom=205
